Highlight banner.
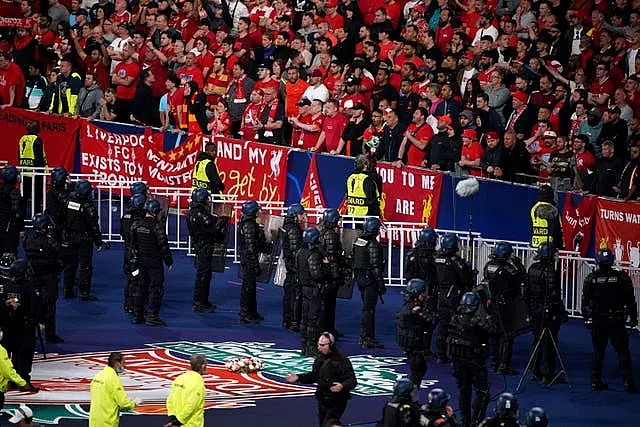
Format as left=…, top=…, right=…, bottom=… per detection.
left=300, top=154, right=325, bottom=222
left=595, top=198, right=640, bottom=268
left=562, top=192, right=596, bottom=256
left=0, top=17, right=35, bottom=28
left=0, top=107, right=78, bottom=172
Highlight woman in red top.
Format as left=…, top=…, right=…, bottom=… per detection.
left=207, top=101, right=232, bottom=136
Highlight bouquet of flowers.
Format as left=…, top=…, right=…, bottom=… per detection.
left=224, top=357, right=265, bottom=373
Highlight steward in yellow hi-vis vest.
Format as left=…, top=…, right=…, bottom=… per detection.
left=89, top=352, right=139, bottom=427
left=191, top=142, right=225, bottom=194
left=48, top=58, right=82, bottom=115
left=166, top=354, right=206, bottom=427
left=18, top=121, right=47, bottom=169
left=530, top=185, right=564, bottom=249
left=347, top=154, right=380, bottom=217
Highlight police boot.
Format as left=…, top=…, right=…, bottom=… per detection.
left=591, top=379, right=608, bottom=391
left=19, top=382, right=40, bottom=393
left=79, top=293, right=98, bottom=301
left=193, top=303, right=215, bottom=313
left=132, top=315, right=145, bottom=325
left=123, top=304, right=134, bottom=315
left=362, top=337, right=384, bottom=349
left=624, top=378, right=638, bottom=393
left=497, top=365, right=519, bottom=375
left=288, top=322, right=300, bottom=332
left=146, top=315, right=166, bottom=327
left=239, top=314, right=259, bottom=324
left=63, top=288, right=75, bottom=299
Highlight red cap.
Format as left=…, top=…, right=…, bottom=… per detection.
left=437, top=115, right=452, bottom=124
left=486, top=131, right=499, bottom=140
left=310, top=69, right=324, bottom=78
left=512, top=91, right=528, bottom=104
left=462, top=129, right=477, bottom=140
left=326, top=0, right=338, bottom=7
left=501, top=15, right=512, bottom=22
left=478, top=73, right=490, bottom=83
left=463, top=51, right=474, bottom=60
left=253, top=88, right=264, bottom=96
left=415, top=5, right=425, bottom=13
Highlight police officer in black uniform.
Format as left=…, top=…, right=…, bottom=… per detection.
left=281, top=203, right=306, bottom=331
left=120, top=188, right=147, bottom=315
left=187, top=188, right=225, bottom=313
left=45, top=167, right=71, bottom=243
left=0, top=166, right=25, bottom=255
left=353, top=217, right=385, bottom=349
left=22, top=213, right=63, bottom=344
left=0, top=254, right=41, bottom=393
left=525, top=242, right=568, bottom=385
left=297, top=227, right=329, bottom=356
left=478, top=393, right=519, bottom=427
left=130, top=199, right=173, bottom=326
left=434, top=234, right=474, bottom=363
left=419, top=388, right=458, bottom=427
left=319, top=208, right=343, bottom=337
left=582, top=248, right=638, bottom=392
left=482, top=242, right=526, bottom=375
left=447, top=292, right=496, bottom=427
left=522, top=407, right=548, bottom=427
left=61, top=180, right=103, bottom=301
left=397, top=279, right=437, bottom=389
left=238, top=200, right=268, bottom=324
left=376, top=379, right=421, bottom=427
left=405, top=227, right=439, bottom=356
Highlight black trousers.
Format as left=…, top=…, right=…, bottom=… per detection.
left=407, top=350, right=428, bottom=388
left=6, top=327, right=36, bottom=382
left=591, top=319, right=634, bottom=383
left=240, top=265, right=257, bottom=317
left=36, top=273, right=59, bottom=338
left=453, top=359, right=490, bottom=427
left=317, top=399, right=347, bottom=427
left=282, top=267, right=299, bottom=327
left=193, top=248, right=214, bottom=305
left=436, top=300, right=453, bottom=358
left=135, top=261, right=165, bottom=317
left=531, top=319, right=560, bottom=377
left=301, top=289, right=323, bottom=351
left=323, top=284, right=338, bottom=334
left=63, top=240, right=94, bottom=296
left=357, top=282, right=378, bottom=339
left=123, top=250, right=137, bottom=310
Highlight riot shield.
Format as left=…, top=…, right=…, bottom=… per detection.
left=149, top=194, right=170, bottom=225
left=337, top=228, right=362, bottom=299
left=210, top=200, right=232, bottom=273
left=256, top=213, right=284, bottom=283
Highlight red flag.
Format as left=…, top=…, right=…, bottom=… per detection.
left=562, top=192, right=596, bottom=256
left=300, top=154, right=326, bottom=222
left=337, top=195, right=348, bottom=215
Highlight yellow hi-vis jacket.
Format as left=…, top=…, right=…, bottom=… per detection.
left=166, top=370, right=205, bottom=427
left=0, top=344, right=26, bottom=392
left=347, top=172, right=379, bottom=216
left=530, top=201, right=554, bottom=248
left=89, top=366, right=136, bottom=427
left=18, top=135, right=48, bottom=177
left=191, top=158, right=212, bottom=193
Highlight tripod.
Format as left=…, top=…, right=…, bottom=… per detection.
left=516, top=254, right=572, bottom=392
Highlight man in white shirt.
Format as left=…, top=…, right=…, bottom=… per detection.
left=302, top=69, right=329, bottom=102
left=472, top=12, right=499, bottom=47
left=228, top=1, right=250, bottom=35
left=108, top=23, right=133, bottom=74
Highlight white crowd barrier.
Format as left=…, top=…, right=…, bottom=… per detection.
left=11, top=167, right=640, bottom=321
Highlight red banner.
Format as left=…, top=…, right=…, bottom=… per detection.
left=562, top=192, right=596, bottom=256
left=595, top=198, right=640, bottom=268
left=0, top=107, right=78, bottom=171
left=300, top=154, right=325, bottom=222
left=0, top=17, right=36, bottom=28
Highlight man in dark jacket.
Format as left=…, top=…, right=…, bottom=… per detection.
left=480, top=131, right=505, bottom=179
left=592, top=140, right=625, bottom=197
left=131, top=69, right=160, bottom=127
left=0, top=166, right=25, bottom=255
left=191, top=142, right=225, bottom=195
left=499, top=131, right=535, bottom=182
left=425, top=116, right=457, bottom=172
left=285, top=332, right=357, bottom=427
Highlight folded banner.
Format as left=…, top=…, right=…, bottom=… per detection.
left=0, top=107, right=78, bottom=171
left=595, top=198, right=640, bottom=269
left=300, top=154, right=325, bottom=222
left=376, top=163, right=443, bottom=244
left=562, top=192, right=596, bottom=256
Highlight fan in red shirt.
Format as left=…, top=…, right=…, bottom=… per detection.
left=240, top=89, right=265, bottom=141
left=207, top=101, right=232, bottom=136
left=313, top=99, right=348, bottom=153
left=204, top=56, right=230, bottom=106
left=324, top=0, right=344, bottom=30
left=458, top=128, right=484, bottom=176
left=0, top=52, right=26, bottom=107
left=290, top=99, right=324, bottom=150
left=165, top=75, right=184, bottom=130
left=194, top=38, right=215, bottom=78
left=112, top=44, right=140, bottom=120
left=254, top=62, right=280, bottom=93
left=111, top=0, right=132, bottom=25
left=394, top=107, right=434, bottom=167
left=177, top=0, right=198, bottom=43
left=177, top=52, right=204, bottom=88
left=588, top=63, right=615, bottom=112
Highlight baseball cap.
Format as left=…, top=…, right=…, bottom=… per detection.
left=77, top=8, right=89, bottom=16
left=346, top=76, right=361, bottom=85
left=297, top=98, right=311, bottom=107
left=588, top=108, right=602, bottom=119
left=543, top=130, right=557, bottom=139
left=462, top=129, right=477, bottom=139
left=486, top=131, right=499, bottom=140
left=9, top=405, right=33, bottom=424
left=608, top=106, right=621, bottom=115
left=310, top=69, right=323, bottom=78
left=326, top=0, right=338, bottom=7
left=463, top=51, right=475, bottom=60
left=258, top=62, right=271, bottom=69
left=437, top=115, right=452, bottom=124
left=512, top=91, right=528, bottom=104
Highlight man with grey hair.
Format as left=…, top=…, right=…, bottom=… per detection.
left=165, top=354, right=207, bottom=427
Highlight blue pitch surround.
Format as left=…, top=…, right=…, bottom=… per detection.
left=8, top=244, right=639, bottom=427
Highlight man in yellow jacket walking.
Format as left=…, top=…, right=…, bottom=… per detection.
left=89, top=352, right=141, bottom=426
left=0, top=341, right=29, bottom=410
left=164, top=354, right=207, bottom=427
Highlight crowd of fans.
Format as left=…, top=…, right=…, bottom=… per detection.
left=0, top=0, right=639, bottom=199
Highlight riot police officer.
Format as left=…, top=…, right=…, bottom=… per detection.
left=397, top=279, right=437, bottom=389
left=419, top=388, right=458, bottom=427
left=405, top=228, right=439, bottom=356
left=61, top=180, right=103, bottom=301
left=478, top=393, right=519, bottom=427
left=582, top=248, right=638, bottom=392
left=353, top=217, right=385, bottom=349
left=482, top=241, right=525, bottom=375
left=0, top=166, right=25, bottom=255
left=45, top=167, right=70, bottom=242
left=376, top=379, right=421, bottom=427
left=282, top=203, right=305, bottom=331
left=187, top=188, right=225, bottom=313
left=131, top=182, right=149, bottom=198
left=522, top=407, right=548, bottom=427
left=0, top=254, right=42, bottom=392
left=22, top=213, right=63, bottom=343
left=526, top=242, right=568, bottom=384
left=130, top=199, right=173, bottom=326
left=319, top=208, right=343, bottom=337
left=297, top=227, right=329, bottom=356
left=434, top=234, right=474, bottom=363
left=447, top=292, right=495, bottom=427
left=238, top=200, right=268, bottom=324
left=120, top=192, right=147, bottom=314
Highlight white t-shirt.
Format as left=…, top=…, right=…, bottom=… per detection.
left=302, top=84, right=330, bottom=102
left=108, top=36, right=132, bottom=74
left=472, top=25, right=499, bottom=46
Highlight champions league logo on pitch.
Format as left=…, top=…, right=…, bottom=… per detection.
left=4, top=341, right=439, bottom=424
